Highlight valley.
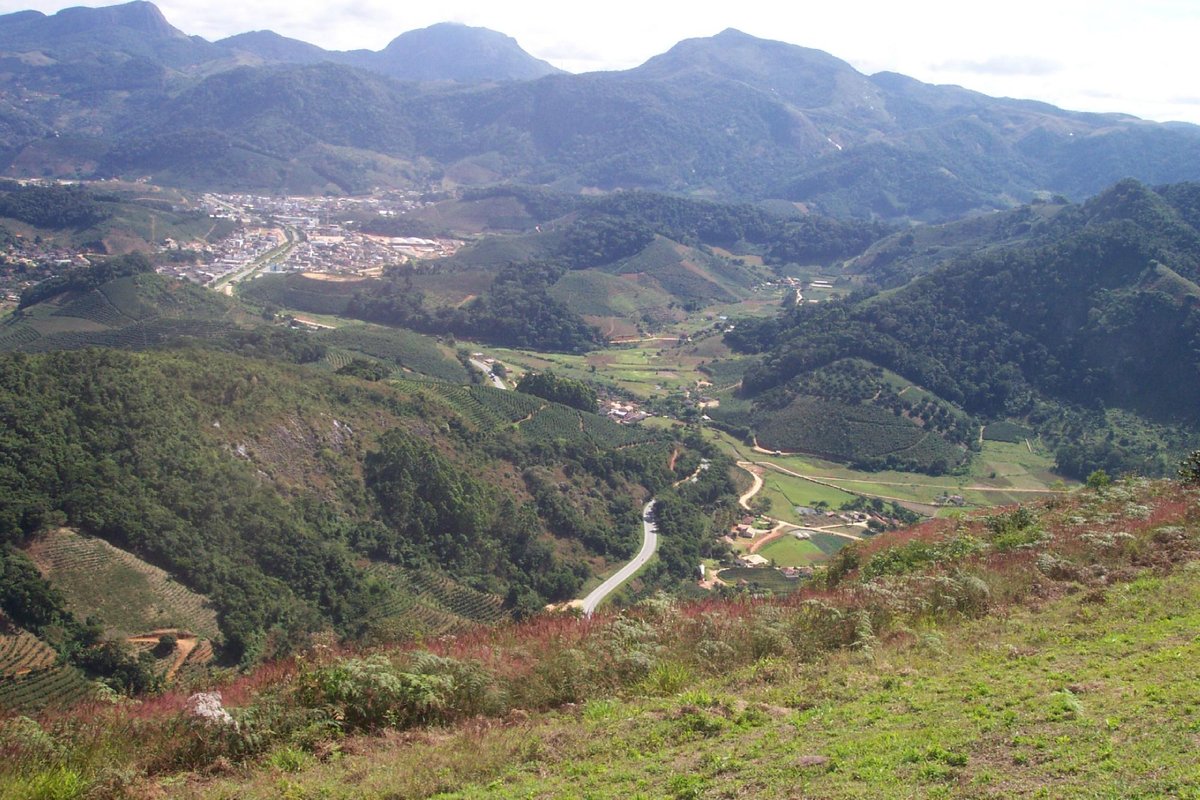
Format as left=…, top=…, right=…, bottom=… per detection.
left=0, top=4, right=1199, bottom=796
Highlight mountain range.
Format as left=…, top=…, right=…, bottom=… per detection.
left=0, top=2, right=1198, bottom=218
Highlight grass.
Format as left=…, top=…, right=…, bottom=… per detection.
left=1, top=478, right=1197, bottom=798
left=758, top=470, right=858, bottom=521
left=756, top=534, right=826, bottom=567
left=189, top=486, right=1200, bottom=798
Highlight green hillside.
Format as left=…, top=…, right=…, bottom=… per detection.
left=317, top=324, right=468, bottom=382
left=0, top=179, right=235, bottom=253
left=732, top=180, right=1200, bottom=478
left=0, top=270, right=249, bottom=354
left=0, top=344, right=691, bottom=671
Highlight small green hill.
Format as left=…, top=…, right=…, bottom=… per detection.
left=604, top=236, right=757, bottom=305
left=0, top=179, right=236, bottom=253
left=0, top=272, right=246, bottom=354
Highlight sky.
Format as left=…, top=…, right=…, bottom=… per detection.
left=4, top=0, right=1199, bottom=124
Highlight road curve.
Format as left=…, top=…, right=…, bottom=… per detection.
left=468, top=358, right=507, bottom=390
left=581, top=500, right=658, bottom=616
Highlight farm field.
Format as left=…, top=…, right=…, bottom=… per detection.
left=318, top=324, right=467, bottom=382
left=707, top=429, right=1071, bottom=512
left=24, top=528, right=220, bottom=640
left=361, top=564, right=511, bottom=640
left=0, top=664, right=95, bottom=714
left=755, top=469, right=858, bottom=523
left=716, top=566, right=801, bottom=593
left=0, top=629, right=57, bottom=679
left=755, top=534, right=824, bottom=567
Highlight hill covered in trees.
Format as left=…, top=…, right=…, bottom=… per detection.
left=728, top=179, right=1200, bottom=478
left=0, top=339, right=730, bottom=682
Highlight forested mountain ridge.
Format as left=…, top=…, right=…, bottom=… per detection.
left=728, top=179, right=1200, bottom=478
left=0, top=3, right=1198, bottom=216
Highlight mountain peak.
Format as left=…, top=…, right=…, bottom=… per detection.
left=43, top=1, right=183, bottom=38
left=0, top=0, right=189, bottom=52
left=219, top=29, right=330, bottom=64
left=370, top=22, right=562, bottom=82
left=630, top=28, right=877, bottom=111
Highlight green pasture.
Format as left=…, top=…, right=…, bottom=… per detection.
left=756, top=534, right=825, bottom=567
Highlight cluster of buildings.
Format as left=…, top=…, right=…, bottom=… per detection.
left=198, top=191, right=427, bottom=225
left=0, top=240, right=92, bottom=307
left=157, top=228, right=286, bottom=284
left=602, top=398, right=651, bottom=424
left=160, top=192, right=462, bottom=285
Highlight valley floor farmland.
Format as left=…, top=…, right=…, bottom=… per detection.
left=709, top=430, right=1072, bottom=514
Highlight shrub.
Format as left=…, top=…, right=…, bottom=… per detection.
left=294, top=655, right=454, bottom=733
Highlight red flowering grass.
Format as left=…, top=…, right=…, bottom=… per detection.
left=18, top=483, right=1199, bottom=743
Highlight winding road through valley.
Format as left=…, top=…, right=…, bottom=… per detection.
left=477, top=360, right=658, bottom=614
left=581, top=500, right=658, bottom=616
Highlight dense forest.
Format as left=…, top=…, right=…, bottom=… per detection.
left=0, top=180, right=111, bottom=230
left=461, top=186, right=891, bottom=265
left=244, top=262, right=604, bottom=353
left=516, top=371, right=599, bottom=412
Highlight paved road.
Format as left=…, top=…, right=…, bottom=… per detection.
left=581, top=500, right=658, bottom=616
left=468, top=358, right=506, bottom=390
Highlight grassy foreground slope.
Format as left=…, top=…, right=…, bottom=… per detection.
left=2, top=476, right=1195, bottom=798
left=209, top=565, right=1200, bottom=799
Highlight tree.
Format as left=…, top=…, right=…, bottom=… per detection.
left=154, top=634, right=178, bottom=658
left=1179, top=451, right=1200, bottom=485
left=515, top=371, right=598, bottom=412
left=1085, top=469, right=1111, bottom=491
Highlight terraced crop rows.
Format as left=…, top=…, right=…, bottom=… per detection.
left=18, top=318, right=235, bottom=353
left=407, top=571, right=508, bottom=624
left=580, top=412, right=658, bottom=447
left=0, top=665, right=94, bottom=713
left=0, top=323, right=41, bottom=351
left=426, top=384, right=504, bottom=428
left=521, top=405, right=586, bottom=441
left=51, top=289, right=130, bottom=326
left=100, top=278, right=159, bottom=319
left=323, top=349, right=353, bottom=370
left=364, top=564, right=509, bottom=637
left=468, top=385, right=542, bottom=422
left=26, top=529, right=220, bottom=640
left=320, top=326, right=468, bottom=382
left=0, top=630, right=57, bottom=677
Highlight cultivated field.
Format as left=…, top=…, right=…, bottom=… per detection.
left=25, top=528, right=220, bottom=640
left=708, top=429, right=1071, bottom=513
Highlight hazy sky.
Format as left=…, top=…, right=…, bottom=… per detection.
left=6, top=0, right=1200, bottom=124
